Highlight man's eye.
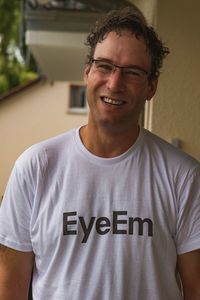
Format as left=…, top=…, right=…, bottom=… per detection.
left=97, top=63, right=113, bottom=71
left=125, top=69, right=142, bottom=77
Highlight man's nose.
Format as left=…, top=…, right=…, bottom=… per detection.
left=106, top=69, right=124, bottom=92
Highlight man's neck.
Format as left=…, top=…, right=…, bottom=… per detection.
left=79, top=123, right=140, bottom=158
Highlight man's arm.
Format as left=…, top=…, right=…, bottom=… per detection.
left=0, top=245, right=34, bottom=300
left=177, top=249, right=200, bottom=300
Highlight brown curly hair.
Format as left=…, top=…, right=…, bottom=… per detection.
left=85, top=6, right=169, bottom=80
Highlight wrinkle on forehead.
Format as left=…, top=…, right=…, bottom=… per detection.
left=94, top=31, right=151, bottom=70
left=99, top=29, right=149, bottom=53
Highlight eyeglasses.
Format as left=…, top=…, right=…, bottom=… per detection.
left=91, top=59, right=151, bottom=83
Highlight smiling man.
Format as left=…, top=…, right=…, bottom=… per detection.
left=0, top=6, right=200, bottom=300
left=81, top=30, right=158, bottom=157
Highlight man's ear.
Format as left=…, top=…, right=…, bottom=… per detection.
left=83, top=65, right=91, bottom=85
left=147, top=78, right=158, bottom=101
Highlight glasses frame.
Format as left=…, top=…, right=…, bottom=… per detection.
left=91, top=58, right=152, bottom=82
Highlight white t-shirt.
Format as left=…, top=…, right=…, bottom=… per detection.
left=0, top=127, right=200, bottom=300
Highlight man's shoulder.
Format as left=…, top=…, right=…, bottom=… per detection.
left=142, top=128, right=200, bottom=171
left=15, top=129, right=76, bottom=171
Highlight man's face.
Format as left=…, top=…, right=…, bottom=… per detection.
left=84, top=31, right=158, bottom=132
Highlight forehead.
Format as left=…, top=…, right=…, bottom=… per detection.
left=94, top=31, right=151, bottom=67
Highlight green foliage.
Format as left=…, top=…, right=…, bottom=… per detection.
left=0, top=0, right=38, bottom=95
left=0, top=0, right=21, bottom=56
left=0, top=74, right=9, bottom=94
left=0, top=54, right=37, bottom=93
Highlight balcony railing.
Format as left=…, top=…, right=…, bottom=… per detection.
left=25, top=0, right=131, bottom=12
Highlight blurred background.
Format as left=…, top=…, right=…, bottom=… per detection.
left=0, top=0, right=200, bottom=199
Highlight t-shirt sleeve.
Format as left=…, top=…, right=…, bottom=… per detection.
left=0, top=146, right=46, bottom=252
left=175, top=165, right=200, bottom=254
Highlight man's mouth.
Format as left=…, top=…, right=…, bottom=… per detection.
left=101, top=97, right=124, bottom=106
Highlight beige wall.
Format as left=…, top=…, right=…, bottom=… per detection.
left=0, top=81, right=88, bottom=197
left=151, top=0, right=200, bottom=161
left=132, top=0, right=157, bottom=25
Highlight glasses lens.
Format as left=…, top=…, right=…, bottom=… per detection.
left=94, top=60, right=113, bottom=74
left=124, top=68, right=146, bottom=81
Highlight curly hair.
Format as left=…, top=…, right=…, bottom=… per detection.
left=85, top=6, right=169, bottom=80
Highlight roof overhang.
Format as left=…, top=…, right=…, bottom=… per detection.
left=24, top=1, right=141, bottom=81
left=25, top=10, right=104, bottom=81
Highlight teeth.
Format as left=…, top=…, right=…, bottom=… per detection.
left=103, top=97, right=123, bottom=106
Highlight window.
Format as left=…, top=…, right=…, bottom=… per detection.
left=68, top=83, right=87, bottom=114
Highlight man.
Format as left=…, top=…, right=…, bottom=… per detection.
left=0, top=6, right=200, bottom=300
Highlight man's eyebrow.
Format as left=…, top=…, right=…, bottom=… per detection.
left=94, top=57, right=112, bottom=62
